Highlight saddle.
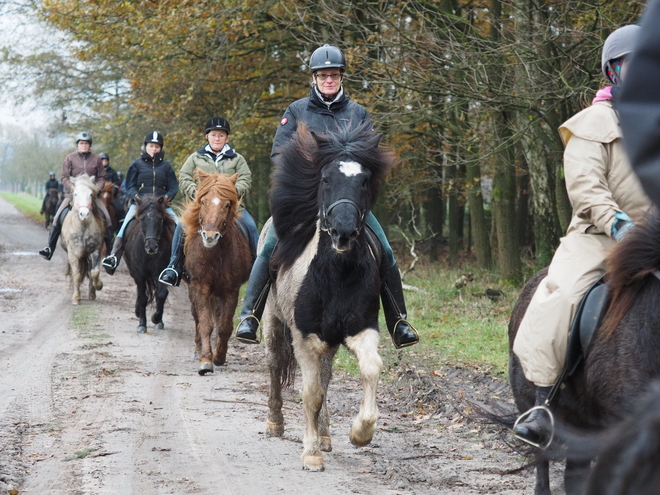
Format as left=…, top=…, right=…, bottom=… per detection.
left=565, top=275, right=609, bottom=377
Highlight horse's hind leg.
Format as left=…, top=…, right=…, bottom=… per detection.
left=151, top=282, right=169, bottom=330
left=266, top=315, right=288, bottom=438
left=534, top=458, right=551, bottom=495
left=135, top=280, right=148, bottom=333
left=319, top=348, right=338, bottom=453
left=345, top=328, right=382, bottom=447
left=564, top=459, right=590, bottom=495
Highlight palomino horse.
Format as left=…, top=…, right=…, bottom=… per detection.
left=181, top=170, right=253, bottom=375
left=263, top=123, right=392, bottom=471
left=122, top=196, right=174, bottom=333
left=509, top=213, right=660, bottom=494
left=43, top=188, right=59, bottom=229
left=100, top=182, right=119, bottom=234
left=60, top=174, right=104, bottom=305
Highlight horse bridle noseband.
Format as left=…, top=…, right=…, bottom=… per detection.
left=320, top=199, right=366, bottom=233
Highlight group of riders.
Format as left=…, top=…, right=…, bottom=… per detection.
left=37, top=27, right=649, bottom=448
left=37, top=43, right=421, bottom=354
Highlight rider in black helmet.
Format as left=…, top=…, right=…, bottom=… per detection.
left=99, top=152, right=121, bottom=187
left=235, top=44, right=420, bottom=350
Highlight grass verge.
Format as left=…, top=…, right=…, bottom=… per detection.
left=0, top=192, right=43, bottom=223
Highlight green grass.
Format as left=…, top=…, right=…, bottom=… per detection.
left=72, top=305, right=112, bottom=341
left=0, top=192, right=43, bottom=223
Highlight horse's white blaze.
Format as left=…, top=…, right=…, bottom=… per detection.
left=211, top=197, right=221, bottom=205
left=339, top=161, right=363, bottom=177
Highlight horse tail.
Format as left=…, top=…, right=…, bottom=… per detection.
left=280, top=324, right=297, bottom=388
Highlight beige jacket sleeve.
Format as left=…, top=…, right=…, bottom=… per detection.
left=560, top=102, right=622, bottom=237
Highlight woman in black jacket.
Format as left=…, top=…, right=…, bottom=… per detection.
left=102, top=131, right=178, bottom=274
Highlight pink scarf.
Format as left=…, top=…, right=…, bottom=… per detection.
left=593, top=86, right=613, bottom=103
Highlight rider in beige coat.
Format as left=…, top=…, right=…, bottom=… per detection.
left=512, top=25, right=652, bottom=446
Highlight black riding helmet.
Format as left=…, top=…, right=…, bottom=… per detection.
left=309, top=44, right=346, bottom=72
left=144, top=131, right=164, bottom=146
left=99, top=152, right=110, bottom=161
left=205, top=117, right=230, bottom=135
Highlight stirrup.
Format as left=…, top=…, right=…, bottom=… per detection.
left=512, top=405, right=555, bottom=450
left=236, top=315, right=261, bottom=344
left=39, top=247, right=53, bottom=260
left=392, top=318, right=420, bottom=349
left=158, top=267, right=180, bottom=287
left=102, top=255, right=117, bottom=270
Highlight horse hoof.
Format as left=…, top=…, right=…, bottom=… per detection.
left=155, top=323, right=164, bottom=330
left=151, top=314, right=162, bottom=325
left=320, top=436, right=332, bottom=453
left=266, top=421, right=284, bottom=437
left=349, top=423, right=375, bottom=447
left=95, top=281, right=103, bottom=291
left=137, top=325, right=148, bottom=334
left=302, top=455, right=325, bottom=472
left=72, top=299, right=80, bottom=306
left=198, top=362, right=214, bottom=375
left=89, top=293, right=96, bottom=301
left=213, top=356, right=227, bottom=367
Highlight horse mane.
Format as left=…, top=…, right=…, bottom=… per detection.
left=601, top=212, right=660, bottom=338
left=102, top=182, right=115, bottom=194
left=181, top=172, right=240, bottom=252
left=270, top=122, right=394, bottom=270
left=72, top=174, right=99, bottom=196
left=136, top=196, right=175, bottom=233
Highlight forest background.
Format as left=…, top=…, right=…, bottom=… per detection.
left=0, top=0, right=644, bottom=282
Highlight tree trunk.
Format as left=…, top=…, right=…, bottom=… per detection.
left=466, top=155, right=492, bottom=269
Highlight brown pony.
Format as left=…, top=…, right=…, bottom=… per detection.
left=181, top=170, right=253, bottom=375
left=100, top=182, right=119, bottom=234
left=43, top=188, right=59, bottom=229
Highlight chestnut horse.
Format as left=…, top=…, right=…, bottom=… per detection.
left=262, top=124, right=391, bottom=471
left=181, top=170, right=253, bottom=375
left=509, top=213, right=660, bottom=494
left=60, top=174, right=104, bottom=305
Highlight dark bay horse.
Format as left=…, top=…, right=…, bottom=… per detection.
left=122, top=196, right=174, bottom=333
left=100, top=182, right=119, bottom=234
left=60, top=174, right=104, bottom=305
left=509, top=213, right=660, bottom=494
left=181, top=170, right=253, bottom=375
left=263, top=123, right=392, bottom=471
left=43, top=188, right=59, bottom=229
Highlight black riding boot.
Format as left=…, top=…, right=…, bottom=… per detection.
left=158, top=224, right=185, bottom=287
left=104, top=224, right=114, bottom=254
left=102, top=236, right=124, bottom=275
left=513, top=386, right=553, bottom=448
left=38, top=210, right=66, bottom=260
left=235, top=256, right=272, bottom=344
left=381, top=264, right=420, bottom=349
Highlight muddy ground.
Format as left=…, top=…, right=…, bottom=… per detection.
left=0, top=196, right=564, bottom=494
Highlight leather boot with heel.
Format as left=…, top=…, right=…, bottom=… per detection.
left=235, top=256, right=272, bottom=344
left=381, top=264, right=419, bottom=349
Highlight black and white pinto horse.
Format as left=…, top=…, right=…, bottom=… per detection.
left=263, top=123, right=393, bottom=471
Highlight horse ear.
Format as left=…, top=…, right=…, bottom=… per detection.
left=195, top=169, right=210, bottom=182
left=229, top=173, right=238, bottom=185
left=90, top=175, right=96, bottom=183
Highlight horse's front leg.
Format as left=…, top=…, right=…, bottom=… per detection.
left=319, top=348, right=338, bottom=452
left=266, top=311, right=286, bottom=438
left=151, top=282, right=169, bottom=330
left=135, top=280, right=148, bottom=333
left=345, top=328, right=382, bottom=447
left=190, top=285, right=214, bottom=375
left=213, top=291, right=239, bottom=367
left=89, top=249, right=103, bottom=292
left=295, top=334, right=328, bottom=471
left=68, top=251, right=82, bottom=305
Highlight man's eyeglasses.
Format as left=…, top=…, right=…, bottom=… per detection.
left=315, top=73, right=342, bottom=81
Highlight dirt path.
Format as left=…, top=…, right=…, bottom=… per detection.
left=0, top=196, right=562, bottom=494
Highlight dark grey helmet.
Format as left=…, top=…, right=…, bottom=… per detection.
left=601, top=25, right=641, bottom=81
left=49, top=171, right=56, bottom=176
left=99, top=152, right=110, bottom=161
left=204, top=117, right=230, bottom=135
left=309, top=44, right=346, bottom=72
left=75, top=131, right=93, bottom=145
left=144, top=131, right=164, bottom=146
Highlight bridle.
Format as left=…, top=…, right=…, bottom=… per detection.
left=320, top=198, right=366, bottom=233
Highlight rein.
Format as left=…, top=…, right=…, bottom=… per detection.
left=320, top=198, right=365, bottom=233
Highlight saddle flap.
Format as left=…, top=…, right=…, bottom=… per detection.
left=566, top=276, right=609, bottom=377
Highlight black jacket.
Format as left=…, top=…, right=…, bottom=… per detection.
left=271, top=87, right=372, bottom=158
left=104, top=165, right=121, bottom=187
left=45, top=178, right=59, bottom=192
left=619, top=0, right=660, bottom=207
left=124, top=151, right=178, bottom=201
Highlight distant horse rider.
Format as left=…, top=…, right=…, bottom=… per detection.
left=40, top=171, right=60, bottom=215
left=38, top=132, right=114, bottom=260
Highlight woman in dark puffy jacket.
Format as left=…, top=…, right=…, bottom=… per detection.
left=101, top=131, right=178, bottom=275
